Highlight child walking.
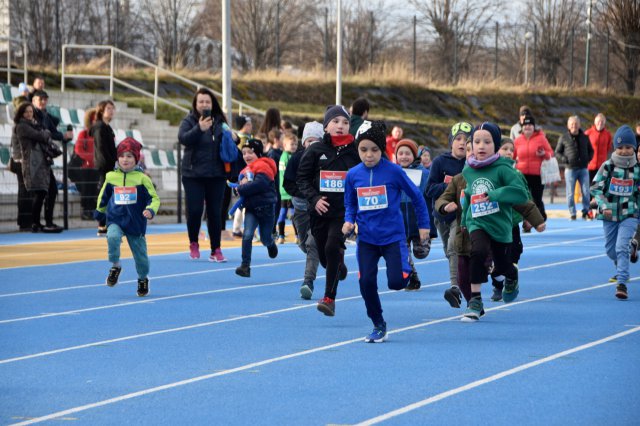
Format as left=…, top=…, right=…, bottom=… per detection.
left=277, top=132, right=298, bottom=243
left=394, top=138, right=432, bottom=290
left=343, top=121, right=430, bottom=342
left=459, top=123, right=529, bottom=321
left=297, top=105, right=361, bottom=316
left=591, top=125, right=640, bottom=299
left=95, top=138, right=160, bottom=297
left=234, top=138, right=279, bottom=277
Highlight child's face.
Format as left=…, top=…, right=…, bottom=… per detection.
left=283, top=137, right=298, bottom=153
left=420, top=150, right=431, bottom=167
left=473, top=130, right=495, bottom=160
left=325, top=116, right=350, bottom=136
left=358, top=140, right=382, bottom=168
left=616, top=145, right=635, bottom=157
left=396, top=146, right=415, bottom=167
left=303, top=137, right=319, bottom=148
left=242, top=147, right=258, bottom=164
left=391, top=126, right=403, bottom=140
left=499, top=143, right=515, bottom=159
left=466, top=141, right=473, bottom=159
left=118, top=151, right=136, bottom=171
left=451, top=134, right=467, bottom=159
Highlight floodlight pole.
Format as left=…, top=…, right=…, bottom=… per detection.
left=336, top=0, right=342, bottom=105
left=222, top=0, right=232, bottom=124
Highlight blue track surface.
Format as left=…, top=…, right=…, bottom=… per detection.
left=1, top=218, right=639, bottom=425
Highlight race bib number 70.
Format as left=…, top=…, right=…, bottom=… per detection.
left=357, top=185, right=388, bottom=211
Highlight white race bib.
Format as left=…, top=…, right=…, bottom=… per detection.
left=470, top=193, right=499, bottom=218
left=320, top=171, right=347, bottom=192
left=114, top=186, right=138, bottom=205
left=357, top=185, right=388, bottom=211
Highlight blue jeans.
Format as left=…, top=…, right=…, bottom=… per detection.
left=107, top=224, right=149, bottom=279
left=241, top=205, right=276, bottom=266
left=603, top=217, right=638, bottom=284
left=356, top=239, right=411, bottom=326
left=564, top=168, right=591, bottom=216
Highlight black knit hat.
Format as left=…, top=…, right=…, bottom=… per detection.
left=323, top=105, right=350, bottom=129
left=235, top=115, right=250, bottom=130
left=241, top=138, right=263, bottom=157
left=522, top=113, right=535, bottom=126
left=355, top=120, right=387, bottom=151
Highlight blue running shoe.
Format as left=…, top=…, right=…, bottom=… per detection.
left=364, top=322, right=387, bottom=343
left=502, top=277, right=519, bottom=303
left=461, top=297, right=484, bottom=322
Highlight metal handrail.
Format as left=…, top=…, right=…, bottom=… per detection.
left=61, top=44, right=265, bottom=118
left=0, top=36, right=28, bottom=84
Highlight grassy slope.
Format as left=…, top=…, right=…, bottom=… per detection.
left=40, top=69, right=640, bottom=153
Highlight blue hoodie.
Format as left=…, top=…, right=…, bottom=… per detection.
left=345, top=158, right=430, bottom=246
left=425, top=152, right=466, bottom=223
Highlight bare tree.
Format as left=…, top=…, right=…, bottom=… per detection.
left=598, top=0, right=640, bottom=95
left=410, top=0, right=502, bottom=82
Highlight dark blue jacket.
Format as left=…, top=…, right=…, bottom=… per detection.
left=345, top=158, right=429, bottom=246
left=178, top=112, right=228, bottom=178
left=426, top=152, right=466, bottom=223
left=237, top=158, right=278, bottom=211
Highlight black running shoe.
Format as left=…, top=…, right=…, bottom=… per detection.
left=405, top=272, right=421, bottom=291
left=106, top=266, right=121, bottom=287
left=137, top=278, right=149, bottom=297
left=615, top=283, right=628, bottom=300
left=267, top=243, right=278, bottom=259
left=235, top=264, right=251, bottom=277
left=444, top=286, right=462, bottom=308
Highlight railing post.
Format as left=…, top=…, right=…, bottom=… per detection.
left=61, top=45, right=66, bottom=92
left=23, top=39, right=28, bottom=84
left=154, top=66, right=159, bottom=117
left=7, top=43, right=11, bottom=84
left=238, top=104, right=242, bottom=116
left=109, top=46, right=115, bottom=97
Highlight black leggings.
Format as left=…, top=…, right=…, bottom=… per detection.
left=524, top=174, right=547, bottom=220
left=31, top=170, right=58, bottom=226
left=182, top=176, right=226, bottom=250
left=470, top=229, right=517, bottom=284
left=310, top=215, right=345, bottom=299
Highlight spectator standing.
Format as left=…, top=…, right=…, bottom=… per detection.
left=586, top=113, right=613, bottom=183
left=9, top=83, right=30, bottom=117
left=385, top=125, right=403, bottom=161
left=27, top=75, right=45, bottom=102
left=73, top=108, right=100, bottom=220
left=234, top=115, right=253, bottom=147
left=10, top=100, right=34, bottom=231
left=555, top=116, right=594, bottom=220
left=258, top=108, right=282, bottom=153
left=179, top=88, right=235, bottom=262
left=513, top=113, right=553, bottom=221
left=91, top=100, right=117, bottom=236
left=510, top=105, right=534, bottom=141
left=349, top=97, right=370, bottom=136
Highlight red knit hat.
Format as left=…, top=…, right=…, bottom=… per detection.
left=395, top=138, right=419, bottom=159
left=117, top=137, right=142, bottom=163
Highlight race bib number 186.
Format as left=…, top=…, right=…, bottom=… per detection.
left=320, top=171, right=347, bottom=192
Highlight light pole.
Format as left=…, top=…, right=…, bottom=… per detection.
left=584, top=0, right=593, bottom=87
left=524, top=31, right=532, bottom=85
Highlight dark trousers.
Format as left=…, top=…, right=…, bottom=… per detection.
left=97, top=171, right=109, bottom=227
left=76, top=168, right=100, bottom=214
left=182, top=176, right=226, bottom=250
left=457, top=255, right=472, bottom=302
left=310, top=215, right=345, bottom=299
left=524, top=174, right=547, bottom=220
left=32, top=170, right=58, bottom=226
left=14, top=162, right=32, bottom=228
left=221, top=185, right=232, bottom=230
left=241, top=205, right=275, bottom=266
left=470, top=229, right=517, bottom=284
left=357, top=239, right=411, bottom=326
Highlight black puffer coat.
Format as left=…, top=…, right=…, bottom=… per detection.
left=14, top=118, right=52, bottom=191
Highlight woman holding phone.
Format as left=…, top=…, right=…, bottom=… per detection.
left=179, top=88, right=234, bottom=262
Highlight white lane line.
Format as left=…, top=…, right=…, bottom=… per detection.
left=7, top=277, right=627, bottom=426
left=0, top=233, right=600, bottom=299
left=354, top=325, right=640, bottom=426
left=0, top=253, right=611, bottom=363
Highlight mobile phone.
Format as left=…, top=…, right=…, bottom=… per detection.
left=202, top=109, right=211, bottom=118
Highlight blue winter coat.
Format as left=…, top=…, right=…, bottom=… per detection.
left=400, top=160, right=430, bottom=238
left=425, top=152, right=466, bottom=223
left=344, top=158, right=429, bottom=246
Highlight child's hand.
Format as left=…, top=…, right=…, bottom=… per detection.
left=444, top=202, right=457, bottom=213
left=143, top=209, right=153, bottom=219
left=315, top=197, right=330, bottom=215
left=603, top=209, right=613, bottom=220
left=239, top=177, right=248, bottom=185
left=419, top=229, right=429, bottom=243
left=535, top=222, right=546, bottom=232
left=475, top=193, right=489, bottom=203
left=342, top=222, right=355, bottom=236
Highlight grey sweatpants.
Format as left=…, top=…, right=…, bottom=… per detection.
left=292, top=207, right=320, bottom=284
left=434, top=218, right=458, bottom=287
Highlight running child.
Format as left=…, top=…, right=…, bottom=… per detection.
left=591, top=125, right=640, bottom=299
left=277, top=132, right=298, bottom=243
left=95, top=138, right=160, bottom=297
left=297, top=105, right=361, bottom=316
left=460, top=122, right=529, bottom=321
left=234, top=138, right=279, bottom=277
left=394, top=138, right=432, bottom=291
left=343, top=120, right=430, bottom=342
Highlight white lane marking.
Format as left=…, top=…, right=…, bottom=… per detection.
left=7, top=278, right=627, bottom=426
left=353, top=325, right=640, bottom=426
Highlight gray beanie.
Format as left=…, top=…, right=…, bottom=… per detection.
left=302, top=121, right=324, bottom=144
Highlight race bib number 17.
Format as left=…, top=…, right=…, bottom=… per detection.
left=114, top=187, right=138, bottom=205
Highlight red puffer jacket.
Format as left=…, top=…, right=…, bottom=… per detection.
left=513, top=130, right=553, bottom=176
left=585, top=125, right=612, bottom=171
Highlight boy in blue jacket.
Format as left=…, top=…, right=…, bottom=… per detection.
left=95, top=138, right=160, bottom=297
left=235, top=138, right=279, bottom=277
left=343, top=121, right=430, bottom=343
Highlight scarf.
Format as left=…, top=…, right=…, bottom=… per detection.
left=331, top=134, right=354, bottom=147
left=467, top=153, right=500, bottom=169
left=611, top=152, right=637, bottom=169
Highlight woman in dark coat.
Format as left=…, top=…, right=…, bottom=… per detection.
left=13, top=102, right=60, bottom=232
left=179, top=88, right=235, bottom=262
left=90, top=99, right=116, bottom=235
